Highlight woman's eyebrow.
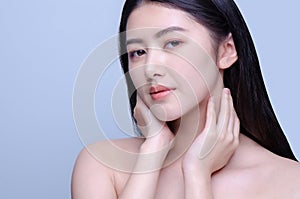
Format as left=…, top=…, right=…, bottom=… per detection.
left=126, top=26, right=187, bottom=46
left=126, top=38, right=143, bottom=46
left=154, top=26, right=187, bottom=38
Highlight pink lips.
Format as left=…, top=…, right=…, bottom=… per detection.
left=149, top=85, right=172, bottom=100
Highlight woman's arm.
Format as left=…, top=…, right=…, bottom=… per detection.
left=183, top=88, right=240, bottom=198
left=118, top=131, right=173, bottom=199
left=72, top=89, right=238, bottom=199
left=72, top=96, right=174, bottom=199
left=71, top=142, right=170, bottom=199
left=71, top=148, right=118, bottom=199
left=118, top=96, right=174, bottom=199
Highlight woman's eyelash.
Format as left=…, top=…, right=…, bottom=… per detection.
left=129, top=49, right=146, bottom=58
left=128, top=40, right=182, bottom=59
left=165, top=40, right=183, bottom=48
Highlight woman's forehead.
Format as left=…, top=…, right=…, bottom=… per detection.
left=126, top=3, right=197, bottom=31
left=125, top=3, right=216, bottom=56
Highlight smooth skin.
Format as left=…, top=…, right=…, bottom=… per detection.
left=72, top=4, right=300, bottom=199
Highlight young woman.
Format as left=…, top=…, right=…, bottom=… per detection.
left=72, top=0, right=300, bottom=198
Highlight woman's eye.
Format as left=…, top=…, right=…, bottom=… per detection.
left=129, top=49, right=146, bottom=58
left=165, top=40, right=182, bottom=49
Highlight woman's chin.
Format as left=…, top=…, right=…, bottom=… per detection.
left=154, top=111, right=182, bottom=122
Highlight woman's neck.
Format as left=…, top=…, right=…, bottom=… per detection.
left=164, top=78, right=225, bottom=166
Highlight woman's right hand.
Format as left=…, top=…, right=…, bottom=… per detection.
left=133, top=95, right=175, bottom=154
left=118, top=95, right=175, bottom=199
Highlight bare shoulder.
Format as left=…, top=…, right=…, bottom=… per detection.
left=251, top=145, right=300, bottom=198
left=271, top=154, right=300, bottom=197
left=215, top=136, right=300, bottom=198
left=71, top=137, right=143, bottom=199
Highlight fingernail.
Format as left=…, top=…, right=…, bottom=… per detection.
left=224, top=88, right=230, bottom=95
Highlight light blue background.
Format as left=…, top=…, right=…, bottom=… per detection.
left=1, top=1, right=299, bottom=198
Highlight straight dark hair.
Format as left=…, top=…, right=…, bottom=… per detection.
left=118, top=0, right=297, bottom=161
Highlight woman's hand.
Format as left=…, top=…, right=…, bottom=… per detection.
left=118, top=95, right=175, bottom=199
left=183, top=88, right=240, bottom=199
left=183, top=88, right=240, bottom=176
left=134, top=95, right=174, bottom=154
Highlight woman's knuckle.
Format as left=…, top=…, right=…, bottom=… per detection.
left=237, top=118, right=240, bottom=126
left=218, top=132, right=225, bottom=141
left=225, top=133, right=233, bottom=143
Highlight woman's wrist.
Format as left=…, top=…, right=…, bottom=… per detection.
left=182, top=155, right=213, bottom=176
left=183, top=164, right=212, bottom=180
left=183, top=165, right=214, bottom=199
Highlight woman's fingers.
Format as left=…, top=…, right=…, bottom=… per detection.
left=227, top=93, right=235, bottom=134
left=134, top=95, right=172, bottom=139
left=198, top=97, right=218, bottom=158
left=224, top=90, right=240, bottom=142
left=202, top=97, right=216, bottom=133
left=134, top=96, right=148, bottom=129
left=217, top=88, right=230, bottom=135
left=183, top=88, right=241, bottom=175
left=134, top=95, right=174, bottom=155
left=134, top=95, right=154, bottom=137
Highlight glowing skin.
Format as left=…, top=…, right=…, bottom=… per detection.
left=126, top=5, right=222, bottom=122
left=71, top=3, right=300, bottom=199
left=124, top=4, right=239, bottom=199
left=125, top=1, right=241, bottom=165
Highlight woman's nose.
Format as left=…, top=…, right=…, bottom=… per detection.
left=144, top=48, right=166, bottom=80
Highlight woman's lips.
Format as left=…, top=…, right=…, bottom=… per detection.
left=149, top=85, right=173, bottom=100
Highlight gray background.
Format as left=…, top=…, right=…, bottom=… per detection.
left=1, top=1, right=299, bottom=198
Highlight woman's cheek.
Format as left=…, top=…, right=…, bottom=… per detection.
left=177, top=41, right=220, bottom=94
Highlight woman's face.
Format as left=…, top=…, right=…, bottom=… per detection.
left=126, top=3, right=222, bottom=121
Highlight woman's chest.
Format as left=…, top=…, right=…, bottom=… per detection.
left=154, top=167, right=185, bottom=199
left=114, top=164, right=185, bottom=199
left=114, top=167, right=278, bottom=199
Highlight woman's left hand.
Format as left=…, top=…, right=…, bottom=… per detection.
left=182, top=88, right=240, bottom=177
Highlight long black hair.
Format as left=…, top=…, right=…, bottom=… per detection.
left=118, top=0, right=297, bottom=161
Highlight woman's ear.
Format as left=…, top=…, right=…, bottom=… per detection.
left=217, top=33, right=238, bottom=69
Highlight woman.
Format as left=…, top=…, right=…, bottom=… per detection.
left=72, top=0, right=300, bottom=198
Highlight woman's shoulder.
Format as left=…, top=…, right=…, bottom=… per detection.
left=74, top=137, right=144, bottom=170
left=71, top=137, right=144, bottom=198
left=247, top=140, right=300, bottom=197
left=271, top=154, right=300, bottom=197
left=217, top=135, right=300, bottom=198
left=88, top=137, right=144, bottom=154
